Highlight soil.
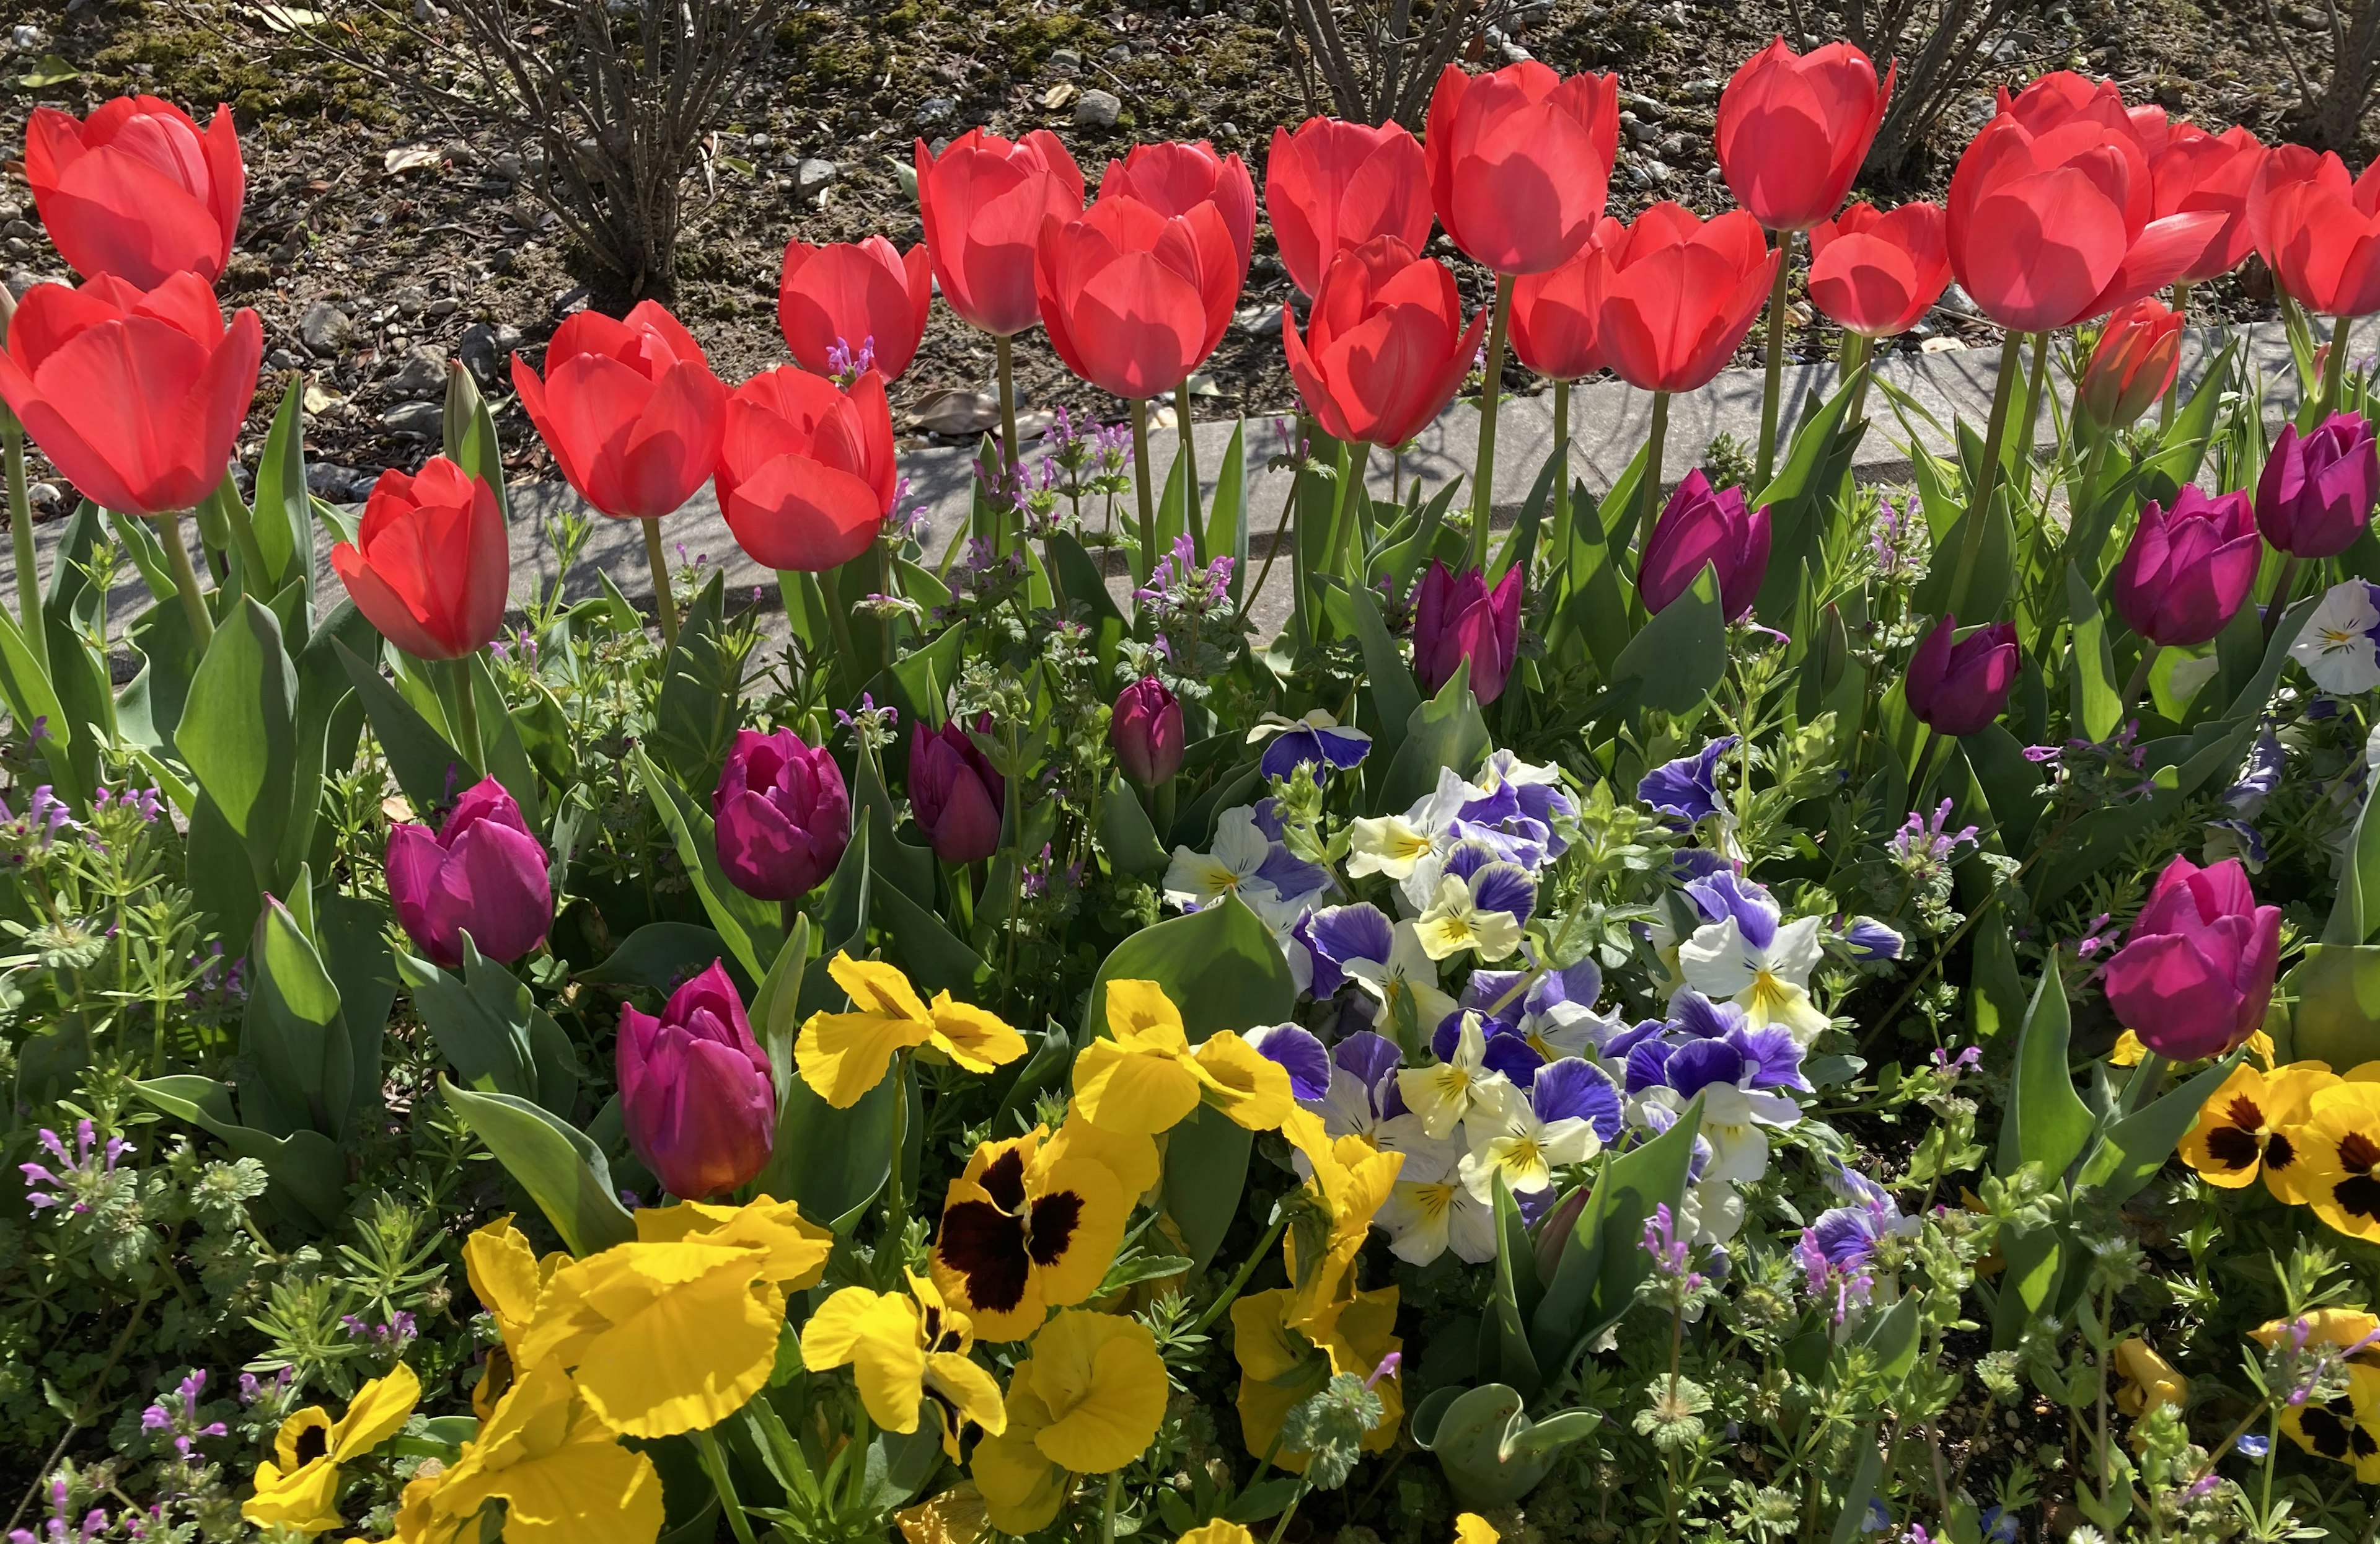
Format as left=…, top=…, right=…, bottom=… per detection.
left=0, top=0, right=2331, bottom=498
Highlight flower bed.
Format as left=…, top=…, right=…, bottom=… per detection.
left=3, top=40, right=2380, bottom=1544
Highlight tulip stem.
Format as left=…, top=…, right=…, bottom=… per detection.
left=4, top=417, right=45, bottom=680
left=1242, top=458, right=1302, bottom=643
left=2118, top=643, right=2160, bottom=721
left=1176, top=380, right=1202, bottom=563
left=214, top=480, right=270, bottom=590
left=447, top=655, right=485, bottom=773
left=2159, top=282, right=2190, bottom=433
left=1550, top=377, right=1571, bottom=557
left=2120, top=1050, right=2169, bottom=1117
left=996, top=332, right=1021, bottom=538
left=1470, top=273, right=1516, bottom=569
left=160, top=510, right=213, bottom=650
left=2322, top=314, right=2355, bottom=417
left=640, top=517, right=680, bottom=651
left=1634, top=390, right=1672, bottom=576
left=1317, top=442, right=1364, bottom=617
left=1756, top=229, right=1796, bottom=488
left=1841, top=332, right=1873, bottom=428
left=1947, top=333, right=2027, bottom=619
left=2263, top=557, right=2303, bottom=643
left=1131, top=398, right=1157, bottom=586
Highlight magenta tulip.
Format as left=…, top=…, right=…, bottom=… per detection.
left=2100, top=854, right=2280, bottom=1060
left=1412, top=560, right=1522, bottom=705
left=713, top=728, right=850, bottom=902
left=909, top=718, right=1005, bottom=865
left=617, top=960, right=775, bottom=1201
left=2112, top=486, right=2260, bottom=647
left=1112, top=677, right=1185, bottom=787
left=1903, top=613, right=2019, bottom=737
left=385, top=777, right=552, bottom=969
left=1639, top=469, right=1773, bottom=622
left=2257, top=412, right=2379, bottom=560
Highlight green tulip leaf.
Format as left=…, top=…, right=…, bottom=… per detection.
left=1999, top=956, right=2092, bottom=1180
left=633, top=746, right=785, bottom=982
left=438, top=1076, right=634, bottom=1256
left=1606, top=564, right=1727, bottom=718
left=132, top=1074, right=347, bottom=1230
left=1413, top=1382, right=1598, bottom=1507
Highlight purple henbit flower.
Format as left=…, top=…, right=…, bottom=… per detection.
left=1930, top=1044, right=1982, bottom=1076
left=825, top=334, right=877, bottom=387
left=339, top=1311, right=420, bottom=1349
left=833, top=693, right=901, bottom=751
left=20, top=1119, right=132, bottom=1214
left=142, top=1370, right=228, bottom=1459
left=1641, top=1202, right=1708, bottom=1291
left=1889, top=799, right=1980, bottom=863
left=2072, top=911, right=2118, bottom=960
left=1365, top=1351, right=1403, bottom=1388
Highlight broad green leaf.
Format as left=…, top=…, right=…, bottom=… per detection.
left=1488, top=449, right=1559, bottom=585
left=1348, top=576, right=1420, bottom=770
left=1205, top=420, right=1248, bottom=593
left=650, top=571, right=741, bottom=793
left=1990, top=1222, right=2065, bottom=1351
left=1095, top=775, right=1169, bottom=878
left=132, top=1074, right=346, bottom=1229
left=1530, top=1092, right=1700, bottom=1371
left=442, top=361, right=511, bottom=525
left=397, top=938, right=580, bottom=1114
left=2066, top=563, right=2122, bottom=743
left=469, top=650, right=543, bottom=825
left=1857, top=1293, right=1922, bottom=1380
left=633, top=746, right=785, bottom=981
left=439, top=1076, right=635, bottom=1256
left=242, top=880, right=356, bottom=1141
left=335, top=638, right=468, bottom=810
left=0, top=596, right=80, bottom=801
left=578, top=922, right=731, bottom=994
left=871, top=874, right=992, bottom=997
left=994, top=1021, right=1074, bottom=1134
left=1158, top=1102, right=1251, bottom=1274
left=1042, top=532, right=1127, bottom=678
left=1382, top=660, right=1491, bottom=809
left=754, top=1038, right=897, bottom=1229
left=885, top=622, right=966, bottom=735
left=1551, top=477, right=1633, bottom=679
left=1079, top=894, right=1297, bottom=1047
left=1911, top=485, right=2015, bottom=622
left=249, top=376, right=313, bottom=595
left=2076, top=1051, right=2241, bottom=1206
left=855, top=739, right=936, bottom=909
left=1606, top=564, right=1726, bottom=717
left=2291, top=943, right=2380, bottom=1068
left=1998, top=960, right=2092, bottom=1179
left=1488, top=1173, right=1543, bottom=1398
left=1824, top=1421, right=1887, bottom=1544
left=1413, top=1382, right=1598, bottom=1507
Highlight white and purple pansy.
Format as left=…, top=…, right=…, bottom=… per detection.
left=1413, top=840, right=1537, bottom=962
left=1638, top=736, right=1740, bottom=824
left=1246, top=1021, right=1333, bottom=1101
left=1675, top=869, right=1830, bottom=1043
left=2291, top=580, right=2380, bottom=695
left=1838, top=916, right=1905, bottom=961
left=1457, top=958, right=1615, bottom=1061
left=1305, top=902, right=1460, bottom=1031
left=1250, top=710, right=1373, bottom=780
left=1797, top=1163, right=1920, bottom=1324
left=1458, top=1072, right=1606, bottom=1199
left=1374, top=1115, right=1499, bottom=1264
left=1474, top=748, right=1578, bottom=858
left=1430, top=1010, right=1548, bottom=1085
left=1347, top=766, right=1481, bottom=888
left=1304, top=1030, right=1404, bottom=1142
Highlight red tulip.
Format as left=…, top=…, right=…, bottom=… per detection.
left=1715, top=38, right=1893, bottom=232
left=2256, top=152, right=2380, bottom=319
left=915, top=128, right=1085, bottom=337
left=1264, top=117, right=1433, bottom=299
left=2150, top=124, right=2267, bottom=285
left=0, top=272, right=261, bottom=518
left=24, top=97, right=243, bottom=288
left=1282, top=237, right=1485, bottom=448
left=1424, top=61, right=1618, bottom=275
left=777, top=236, right=933, bottom=382
left=1098, top=139, right=1258, bottom=274
left=716, top=368, right=896, bottom=573
left=2078, top=298, right=2184, bottom=428
left=1510, top=218, right=1621, bottom=381
left=332, top=460, right=509, bottom=662
left=1595, top=202, right=1779, bottom=394
left=2247, top=143, right=2331, bottom=271
left=1993, top=71, right=2149, bottom=148
left=1945, top=110, right=2224, bottom=331
left=511, top=300, right=727, bottom=522
left=1036, top=196, right=1239, bottom=401
left=1805, top=201, right=1950, bottom=338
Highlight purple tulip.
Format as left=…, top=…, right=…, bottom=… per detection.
left=617, top=960, right=775, bottom=1201
left=2100, top=855, right=2280, bottom=1061
left=2257, top=412, right=2379, bottom=560
left=1412, top=560, right=1522, bottom=704
left=1111, top=677, right=1185, bottom=786
left=909, top=717, right=1005, bottom=865
left=713, top=728, right=850, bottom=901
left=2112, top=486, right=2260, bottom=647
left=1639, top=469, right=1772, bottom=622
left=386, top=777, right=552, bottom=969
left=1904, top=613, right=2017, bottom=738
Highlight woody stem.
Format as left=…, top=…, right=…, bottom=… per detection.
left=641, top=516, right=679, bottom=651
left=161, top=509, right=213, bottom=650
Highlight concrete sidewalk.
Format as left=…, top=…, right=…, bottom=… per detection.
left=0, top=319, right=2317, bottom=655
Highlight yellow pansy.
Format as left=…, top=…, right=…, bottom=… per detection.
left=2113, top=1026, right=2276, bottom=1067
left=796, top=952, right=1028, bottom=1108
left=462, top=1215, right=569, bottom=1417
left=241, top=1363, right=421, bottom=1534
left=2113, top=1338, right=2186, bottom=1421
left=930, top=1126, right=1128, bottom=1342
left=895, top=1481, right=993, bottom=1544
left=2281, top=1362, right=2380, bottom=1483
left=1043, top=1103, right=1162, bottom=1204
left=1456, top=1517, right=1500, bottom=1544
left=2180, top=1062, right=2338, bottom=1201
left=391, top=1359, right=664, bottom=1544
left=2251, top=1307, right=2380, bottom=1363
left=1281, top=1109, right=1403, bottom=1338
left=1230, top=1283, right=1401, bottom=1472
left=515, top=1196, right=831, bottom=1438
left=2299, top=1082, right=2380, bottom=1243
left=1178, top=1525, right=1258, bottom=1544
left=800, top=1272, right=1008, bottom=1458
left=1072, top=979, right=1294, bottom=1136
left=969, top=1310, right=1168, bottom=1534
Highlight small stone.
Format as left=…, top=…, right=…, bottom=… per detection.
left=492, top=151, right=522, bottom=181
left=1102, top=43, right=1130, bottom=61
left=1, top=220, right=30, bottom=239
left=1049, top=46, right=1082, bottom=71
left=1217, top=121, right=1238, bottom=139
left=2, top=239, right=29, bottom=260
left=384, top=344, right=447, bottom=397
left=917, top=97, right=956, bottom=126
left=428, top=296, right=459, bottom=318
left=1919, top=335, right=1967, bottom=353
left=796, top=157, right=838, bottom=198
left=1659, top=133, right=1690, bottom=160
left=1624, top=90, right=1665, bottom=120
left=456, top=321, right=507, bottom=383
left=26, top=481, right=59, bottom=509
left=267, top=348, right=301, bottom=371
left=11, top=23, right=43, bottom=47
left=441, top=139, right=479, bottom=167
left=299, top=301, right=353, bottom=355
left=746, top=131, right=771, bottom=151
left=1075, top=88, right=1122, bottom=128
left=307, top=463, right=367, bottom=499
left=381, top=400, right=443, bottom=437
left=1500, top=40, right=1530, bottom=62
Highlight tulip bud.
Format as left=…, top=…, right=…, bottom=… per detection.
left=1412, top=560, right=1523, bottom=705
left=2257, top=412, right=2379, bottom=559
left=2079, top=298, right=2184, bottom=428
left=617, top=959, right=775, bottom=1201
left=1111, top=678, right=1185, bottom=787
left=334, top=460, right=510, bottom=663
left=713, top=728, right=850, bottom=901
left=2100, top=855, right=2280, bottom=1061
left=386, top=777, right=553, bottom=970
left=1903, top=613, right=2018, bottom=738
left=1811, top=602, right=1850, bottom=694
left=2112, top=486, right=2260, bottom=647
left=1639, top=469, right=1773, bottom=622
left=1715, top=38, right=1893, bottom=233
left=909, top=718, right=1005, bottom=865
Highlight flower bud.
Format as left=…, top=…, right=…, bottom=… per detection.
left=2078, top=298, right=2184, bottom=428
left=2112, top=485, right=2260, bottom=647
left=1111, top=678, right=1184, bottom=786
left=1639, top=469, right=1772, bottom=622
left=909, top=718, right=1005, bottom=865
left=617, top=960, right=775, bottom=1201
left=2257, top=411, right=2379, bottom=560
left=1903, top=613, right=2018, bottom=738
left=713, top=728, right=850, bottom=901
left=385, top=777, right=552, bottom=969
left=2100, top=855, right=2280, bottom=1061
left=1412, top=561, right=1522, bottom=705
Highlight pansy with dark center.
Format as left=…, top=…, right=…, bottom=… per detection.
left=930, top=1127, right=1127, bottom=1341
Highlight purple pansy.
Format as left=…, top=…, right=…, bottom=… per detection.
left=1639, top=736, right=1740, bottom=823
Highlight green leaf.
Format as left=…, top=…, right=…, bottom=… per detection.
left=854, top=741, right=936, bottom=910
left=438, top=1076, right=634, bottom=1256
left=1530, top=1092, right=1701, bottom=1370
left=249, top=375, right=313, bottom=596
left=469, top=650, right=543, bottom=825
left=1078, top=894, right=1298, bottom=1047
left=884, top=623, right=966, bottom=736
left=1911, top=485, right=2015, bottom=622
left=0, top=597, right=80, bottom=801
left=1998, top=959, right=2092, bottom=1180
left=1095, top=775, right=1169, bottom=877
left=1488, top=450, right=1558, bottom=586
left=335, top=638, right=467, bottom=811
left=1043, top=533, right=1127, bottom=678
left=2076, top=1051, right=2242, bottom=1206
left=1550, top=477, right=1633, bottom=679
left=1824, top=1421, right=1887, bottom=1544
left=131, top=1074, right=346, bottom=1230
left=751, top=912, right=811, bottom=1100
left=180, top=596, right=298, bottom=880
left=2066, top=563, right=2122, bottom=744
left=754, top=1044, right=898, bottom=1230
left=17, top=53, right=79, bottom=87
left=871, top=874, right=992, bottom=997
left=1857, top=1293, right=1922, bottom=1380
left=994, top=1021, right=1074, bottom=1134
left=316, top=890, right=393, bottom=1112
left=1382, top=660, right=1491, bottom=809
left=2290, top=943, right=2380, bottom=1069
left=396, top=938, right=580, bottom=1114
left=1990, top=1223, right=2066, bottom=1352
left=1348, top=577, right=1420, bottom=769
left=1487, top=1173, right=1543, bottom=1398
left=650, top=571, right=739, bottom=792
left=442, top=360, right=511, bottom=526
left=632, top=747, right=785, bottom=981
left=243, top=879, right=356, bottom=1141
left=1412, top=1382, right=1598, bottom=1507
left=578, top=922, right=730, bottom=994
left=1205, top=420, right=1248, bottom=593
left=1159, top=1101, right=1253, bottom=1274
left=1606, top=564, right=1727, bottom=717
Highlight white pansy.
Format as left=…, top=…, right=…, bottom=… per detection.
left=1393, top=1014, right=1509, bottom=1140
left=1342, top=918, right=1460, bottom=1038
left=1374, top=1114, right=1499, bottom=1264
left=1161, top=807, right=1281, bottom=914
left=1676, top=913, right=1830, bottom=1043
left=2291, top=580, right=2380, bottom=695
left=1456, top=1079, right=1602, bottom=1201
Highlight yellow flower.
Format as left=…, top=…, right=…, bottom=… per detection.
left=1072, top=979, right=1294, bottom=1136
left=796, top=952, right=1028, bottom=1108
left=895, top=1481, right=992, bottom=1544
left=800, top=1271, right=1008, bottom=1458
left=2179, top=1062, right=2337, bottom=1201
left=242, top=1363, right=421, bottom=1535
left=1280, top=1109, right=1403, bottom=1338
left=1230, top=1283, right=1401, bottom=1472
left=2112, top=1338, right=2186, bottom=1421
left=2251, top=1307, right=2380, bottom=1364
left=1178, top=1525, right=1258, bottom=1544
left=515, top=1196, right=831, bottom=1437
left=1044, top=1103, right=1162, bottom=1204
left=390, top=1359, right=664, bottom=1544
left=970, top=1310, right=1168, bottom=1534
left=2298, top=1082, right=2380, bottom=1243
left=2113, top=1026, right=2275, bottom=1067
left=2281, top=1362, right=2380, bottom=1482
left=462, top=1215, right=568, bottom=1417
left=1455, top=1517, right=1500, bottom=1544
left=929, top=1126, right=1128, bottom=1342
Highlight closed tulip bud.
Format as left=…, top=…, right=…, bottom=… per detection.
left=1904, top=612, right=2019, bottom=738
left=1424, top=61, right=1619, bottom=276
left=510, top=300, right=728, bottom=522
left=1036, top=196, right=1240, bottom=402
left=386, top=777, right=553, bottom=970
left=1510, top=220, right=1620, bottom=382
left=1264, top=117, right=1433, bottom=299
left=713, top=728, right=850, bottom=901
left=909, top=718, right=1005, bottom=865
left=1807, top=201, right=1950, bottom=340
left=25, top=96, right=243, bottom=288
left=1597, top=203, right=1780, bottom=393
left=1811, top=602, right=1850, bottom=694
left=915, top=128, right=1085, bottom=338
left=1282, top=237, right=1486, bottom=448
left=617, top=960, right=775, bottom=1201
left=0, top=272, right=262, bottom=518
left=716, top=367, right=897, bottom=574
left=2257, top=412, right=2380, bottom=559
left=2079, top=298, right=2184, bottom=429
left=2113, top=486, right=2260, bottom=647
left=333, top=460, right=510, bottom=662
left=1412, top=560, right=1523, bottom=705
left=777, top=236, right=933, bottom=382
left=1715, top=38, right=1894, bottom=232
left=1111, top=677, right=1184, bottom=786
left=1638, top=469, right=1773, bottom=622
left=1098, top=139, right=1258, bottom=275
left=2100, top=854, right=2280, bottom=1061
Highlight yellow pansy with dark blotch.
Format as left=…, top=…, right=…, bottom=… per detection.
left=2282, top=1363, right=2380, bottom=1483
left=930, top=1125, right=1129, bottom=1343
left=2300, top=1083, right=2380, bottom=1243
left=2179, top=1062, right=2337, bottom=1200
